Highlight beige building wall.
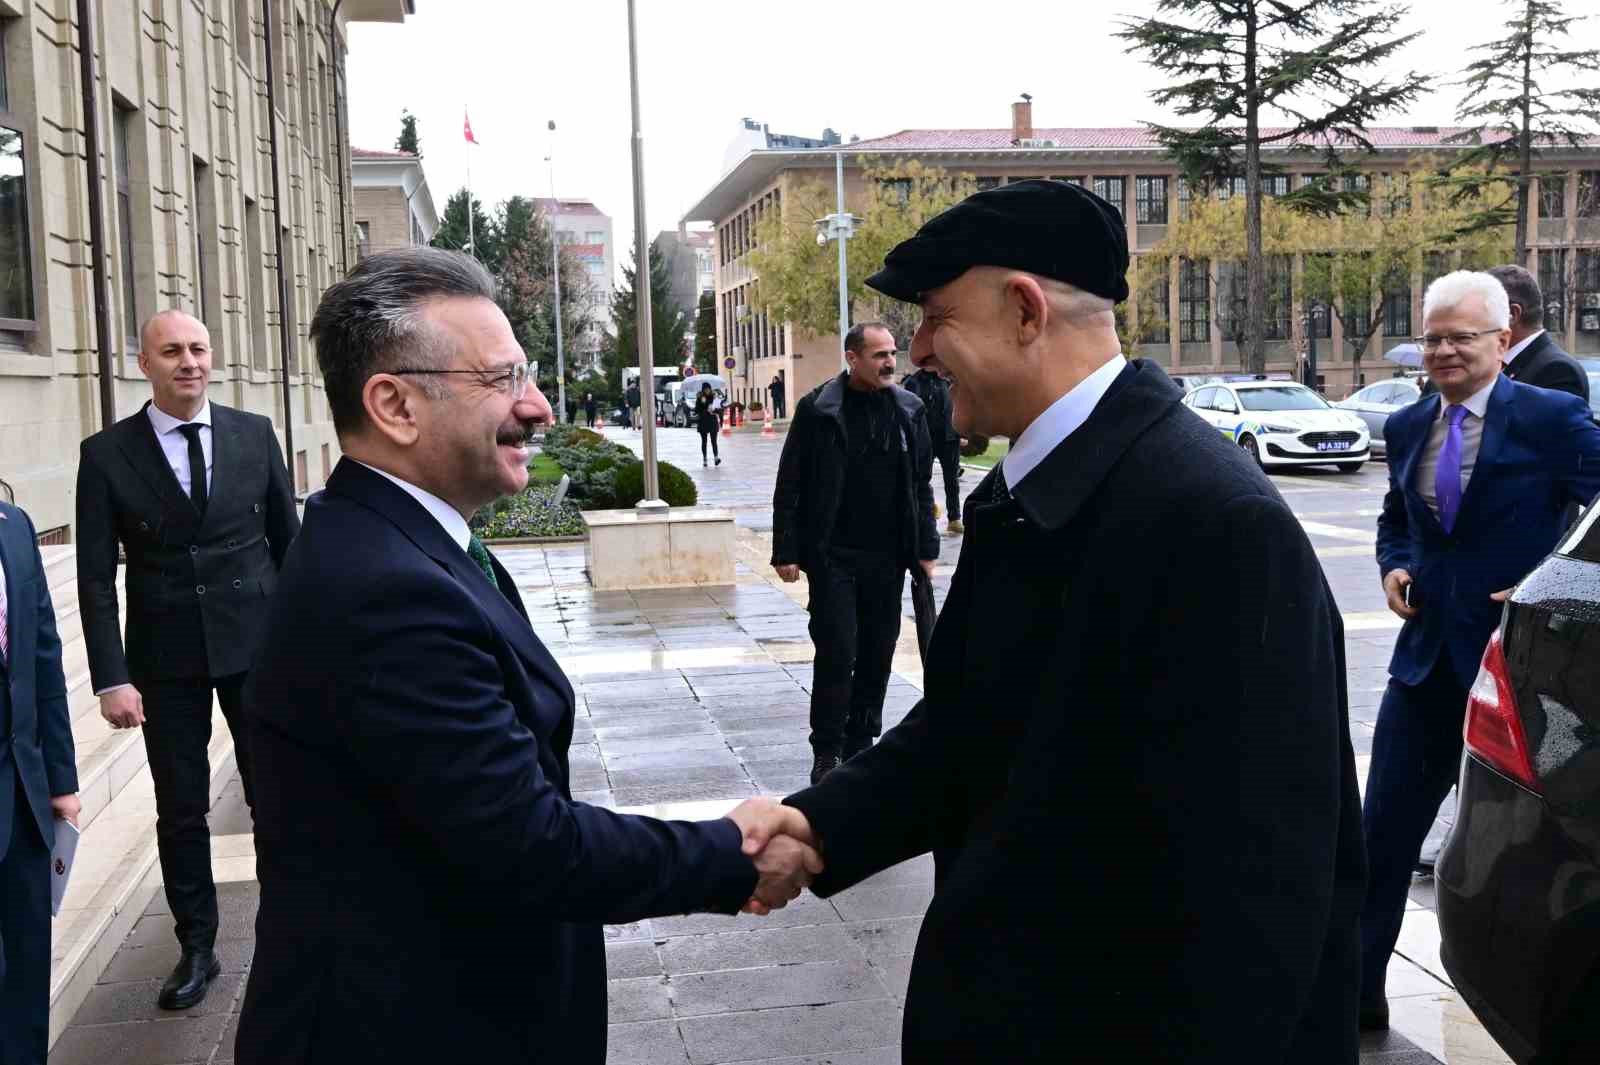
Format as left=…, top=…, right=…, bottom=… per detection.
left=0, top=0, right=401, bottom=536
left=353, top=185, right=416, bottom=254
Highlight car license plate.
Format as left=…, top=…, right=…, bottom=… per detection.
left=1316, top=441, right=1351, bottom=452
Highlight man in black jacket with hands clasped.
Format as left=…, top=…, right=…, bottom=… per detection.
left=772, top=323, right=938, bottom=785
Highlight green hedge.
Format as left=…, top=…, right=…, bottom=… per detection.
left=610, top=460, right=698, bottom=508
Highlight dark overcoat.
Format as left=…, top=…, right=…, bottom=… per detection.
left=786, top=360, right=1367, bottom=1064
left=237, top=460, right=755, bottom=1065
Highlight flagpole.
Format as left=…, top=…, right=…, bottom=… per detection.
left=465, top=109, right=475, bottom=259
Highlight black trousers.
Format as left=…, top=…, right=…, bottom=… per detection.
left=772, top=394, right=786, bottom=419
left=807, top=549, right=904, bottom=756
left=699, top=427, right=720, bottom=460
left=935, top=439, right=961, bottom=520
left=140, top=672, right=253, bottom=952
left=1359, top=658, right=1467, bottom=1001
left=0, top=779, right=48, bottom=1065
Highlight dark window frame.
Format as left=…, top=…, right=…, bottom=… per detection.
left=1540, top=174, right=1567, bottom=220
left=1135, top=175, right=1168, bottom=224
left=1092, top=175, right=1125, bottom=210
left=113, top=100, right=140, bottom=349
left=1179, top=257, right=1210, bottom=343
left=0, top=18, right=38, bottom=335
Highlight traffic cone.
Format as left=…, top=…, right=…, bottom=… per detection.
left=762, top=408, right=775, bottom=437
left=721, top=415, right=732, bottom=437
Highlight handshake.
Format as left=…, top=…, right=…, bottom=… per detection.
left=724, top=798, right=822, bottom=915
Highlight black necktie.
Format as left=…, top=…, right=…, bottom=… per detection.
left=178, top=423, right=208, bottom=515
left=990, top=465, right=1012, bottom=504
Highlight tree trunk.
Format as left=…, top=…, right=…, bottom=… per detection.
left=1516, top=0, right=1534, bottom=262
left=1244, top=2, right=1267, bottom=374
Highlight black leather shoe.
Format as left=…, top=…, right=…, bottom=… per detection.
left=1359, top=1000, right=1390, bottom=1031
left=158, top=949, right=221, bottom=1011
left=810, top=752, right=841, bottom=786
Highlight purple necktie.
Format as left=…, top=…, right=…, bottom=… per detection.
left=1434, top=404, right=1468, bottom=533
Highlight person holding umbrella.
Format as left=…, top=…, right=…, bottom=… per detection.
left=696, top=382, right=722, bottom=467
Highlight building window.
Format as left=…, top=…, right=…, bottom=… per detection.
left=1179, top=258, right=1209, bottom=342
left=1539, top=248, right=1568, bottom=322
left=1145, top=263, right=1170, bottom=343
left=1176, top=178, right=1191, bottom=221
left=1576, top=250, right=1599, bottom=332
left=245, top=196, right=267, bottom=371
left=585, top=230, right=604, bottom=244
left=975, top=176, right=1001, bottom=191
left=1265, top=255, right=1292, bottom=340
left=881, top=178, right=912, bottom=205
left=1423, top=251, right=1450, bottom=292
left=355, top=220, right=370, bottom=261
left=234, top=0, right=253, bottom=68
left=1092, top=176, right=1125, bottom=209
left=1051, top=176, right=1084, bottom=186
left=1135, top=176, right=1168, bottom=224
left=1540, top=175, right=1566, bottom=220
left=1216, top=175, right=1249, bottom=201
left=1382, top=270, right=1410, bottom=337
left=295, top=14, right=310, bottom=142
left=1260, top=175, right=1290, bottom=198
left=1009, top=175, right=1045, bottom=184
left=1305, top=256, right=1334, bottom=338
left=1579, top=172, right=1600, bottom=217
left=193, top=158, right=214, bottom=328
left=0, top=23, right=35, bottom=333
left=114, top=102, right=139, bottom=347
left=1381, top=172, right=1409, bottom=217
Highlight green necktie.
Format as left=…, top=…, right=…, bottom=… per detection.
left=467, top=535, right=501, bottom=592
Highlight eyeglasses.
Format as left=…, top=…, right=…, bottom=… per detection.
left=1414, top=330, right=1498, bottom=352
left=390, top=362, right=534, bottom=400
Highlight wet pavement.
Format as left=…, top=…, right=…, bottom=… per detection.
left=51, top=423, right=1510, bottom=1064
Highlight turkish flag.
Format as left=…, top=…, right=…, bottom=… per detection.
left=463, top=111, right=479, bottom=145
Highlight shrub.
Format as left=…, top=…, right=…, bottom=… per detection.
left=541, top=424, right=607, bottom=451
left=470, top=483, right=586, bottom=539
left=610, top=460, right=698, bottom=509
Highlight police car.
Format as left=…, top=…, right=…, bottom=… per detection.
left=1182, top=377, right=1370, bottom=472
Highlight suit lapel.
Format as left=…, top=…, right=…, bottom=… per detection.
left=203, top=406, right=240, bottom=530
left=118, top=404, right=195, bottom=517
left=1456, top=376, right=1513, bottom=528
left=1397, top=396, right=1445, bottom=534
left=458, top=547, right=575, bottom=710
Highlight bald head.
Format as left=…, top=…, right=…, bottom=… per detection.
left=138, top=309, right=213, bottom=420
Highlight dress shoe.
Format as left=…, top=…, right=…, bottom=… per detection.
left=810, top=752, right=841, bottom=786
left=947, top=519, right=964, bottom=535
left=158, top=949, right=221, bottom=1010
left=1359, top=1000, right=1390, bottom=1031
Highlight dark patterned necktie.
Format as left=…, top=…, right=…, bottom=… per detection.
left=178, top=423, right=208, bottom=515
left=467, top=535, right=501, bottom=592
left=990, top=464, right=1012, bottom=504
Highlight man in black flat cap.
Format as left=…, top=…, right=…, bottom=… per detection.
left=742, top=180, right=1365, bottom=1063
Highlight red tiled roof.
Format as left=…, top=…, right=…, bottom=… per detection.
left=841, top=126, right=1534, bottom=152
left=351, top=147, right=419, bottom=159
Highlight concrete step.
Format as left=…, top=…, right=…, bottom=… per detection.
left=48, top=713, right=238, bottom=1049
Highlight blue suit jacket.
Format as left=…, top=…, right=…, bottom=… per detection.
left=1377, top=376, right=1600, bottom=688
left=0, top=502, right=77, bottom=864
left=237, top=459, right=756, bottom=1065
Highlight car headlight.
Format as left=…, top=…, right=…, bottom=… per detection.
left=1259, top=422, right=1298, bottom=434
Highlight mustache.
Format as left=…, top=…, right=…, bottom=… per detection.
left=497, top=422, right=536, bottom=446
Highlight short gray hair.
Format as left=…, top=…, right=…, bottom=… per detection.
left=1422, top=270, right=1510, bottom=330
left=311, top=247, right=498, bottom=435
left=1486, top=264, right=1543, bottom=328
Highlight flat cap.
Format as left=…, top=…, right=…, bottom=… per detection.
left=865, top=178, right=1130, bottom=305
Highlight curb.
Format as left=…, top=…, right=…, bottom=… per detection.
left=480, top=534, right=587, bottom=546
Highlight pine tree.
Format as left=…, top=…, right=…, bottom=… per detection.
left=692, top=290, right=717, bottom=370
left=396, top=109, right=420, bottom=155
left=430, top=188, right=500, bottom=270
left=609, top=244, right=687, bottom=387
left=497, top=196, right=593, bottom=382
left=1119, top=0, right=1424, bottom=373
left=1450, top=0, right=1600, bottom=260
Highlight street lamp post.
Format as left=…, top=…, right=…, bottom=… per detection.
left=1304, top=300, right=1326, bottom=392
left=626, top=0, right=665, bottom=510
left=814, top=151, right=858, bottom=369
left=546, top=120, right=567, bottom=424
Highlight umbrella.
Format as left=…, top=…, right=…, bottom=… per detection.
left=1384, top=343, right=1423, bottom=368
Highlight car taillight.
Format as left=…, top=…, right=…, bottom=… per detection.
left=1463, top=630, right=1539, bottom=791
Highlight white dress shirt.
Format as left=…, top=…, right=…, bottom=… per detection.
left=1002, top=354, right=1128, bottom=490
left=355, top=462, right=471, bottom=551
left=146, top=400, right=213, bottom=498
left=1502, top=329, right=1544, bottom=367
left=1415, top=377, right=1496, bottom=517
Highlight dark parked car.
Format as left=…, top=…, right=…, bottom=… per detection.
left=1437, top=497, right=1600, bottom=1064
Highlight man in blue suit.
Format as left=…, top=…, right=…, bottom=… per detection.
left=236, top=248, right=820, bottom=1065
left=1363, top=270, right=1600, bottom=1029
left=0, top=502, right=78, bottom=1065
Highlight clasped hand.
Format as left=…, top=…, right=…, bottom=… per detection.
left=724, top=798, right=822, bottom=916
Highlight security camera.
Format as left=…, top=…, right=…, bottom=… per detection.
left=816, top=230, right=827, bottom=247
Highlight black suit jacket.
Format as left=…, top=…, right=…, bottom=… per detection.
left=236, top=459, right=756, bottom=1065
left=75, top=401, right=298, bottom=687
left=1504, top=330, right=1590, bottom=403
left=786, top=361, right=1365, bottom=1063
left=0, top=503, right=77, bottom=864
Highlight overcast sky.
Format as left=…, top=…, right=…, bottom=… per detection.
left=345, top=0, right=1579, bottom=280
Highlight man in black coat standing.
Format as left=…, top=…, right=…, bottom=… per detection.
left=772, top=322, right=938, bottom=784
left=744, top=180, right=1366, bottom=1063
left=769, top=371, right=786, bottom=420
left=237, top=248, right=819, bottom=1065
left=75, top=309, right=298, bottom=1011
left=901, top=366, right=963, bottom=534
left=1487, top=264, right=1589, bottom=402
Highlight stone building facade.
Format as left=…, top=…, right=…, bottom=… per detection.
left=352, top=145, right=438, bottom=259
left=0, top=0, right=413, bottom=537
left=684, top=101, right=1600, bottom=409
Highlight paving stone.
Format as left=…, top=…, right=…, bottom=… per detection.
left=49, top=1014, right=231, bottom=1065
left=828, top=881, right=935, bottom=923
left=606, top=920, right=655, bottom=943
left=606, top=940, right=665, bottom=978
left=677, top=1000, right=902, bottom=1064
left=612, top=778, right=759, bottom=806
left=608, top=976, right=675, bottom=1023
left=600, top=733, right=732, bottom=758
left=869, top=954, right=914, bottom=999
left=660, top=924, right=861, bottom=975
left=652, top=894, right=840, bottom=938
left=718, top=1050, right=900, bottom=1065
left=840, top=917, right=924, bottom=962
left=605, top=747, right=743, bottom=772
left=669, top=958, right=888, bottom=1017
left=594, top=718, right=719, bottom=741
left=604, top=1019, right=692, bottom=1065
left=68, top=973, right=246, bottom=1025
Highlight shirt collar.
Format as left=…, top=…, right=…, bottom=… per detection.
left=1436, top=377, right=1497, bottom=422
left=1003, top=355, right=1127, bottom=490
left=354, top=461, right=472, bottom=551
left=147, top=399, right=212, bottom=435
left=1503, top=329, right=1544, bottom=365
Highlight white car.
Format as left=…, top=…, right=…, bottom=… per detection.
left=1182, top=379, right=1370, bottom=472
